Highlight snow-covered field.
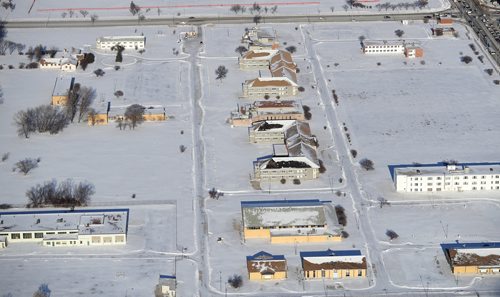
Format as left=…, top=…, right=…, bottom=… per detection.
left=1, top=18, right=500, bottom=297
left=1, top=0, right=450, bottom=21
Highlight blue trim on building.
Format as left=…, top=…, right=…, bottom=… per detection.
left=159, top=274, right=176, bottom=279
left=387, top=162, right=500, bottom=181
left=300, top=249, right=362, bottom=259
left=247, top=251, right=285, bottom=261
left=241, top=199, right=331, bottom=208
left=440, top=242, right=500, bottom=251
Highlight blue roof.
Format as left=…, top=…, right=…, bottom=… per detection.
left=300, top=249, right=362, bottom=259
left=440, top=242, right=500, bottom=251
left=387, top=162, right=500, bottom=180
left=247, top=251, right=285, bottom=261
left=241, top=199, right=329, bottom=208
left=159, top=274, right=176, bottom=279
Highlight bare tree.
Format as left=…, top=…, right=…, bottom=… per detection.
left=80, top=10, right=89, bottom=18
left=90, top=14, right=98, bottom=24
left=253, top=15, right=262, bottom=25
left=386, top=229, right=399, bottom=240
left=461, top=55, right=472, bottom=64
left=14, top=105, right=69, bottom=138
left=215, top=65, right=228, bottom=81
left=114, top=90, right=124, bottom=99
left=129, top=1, right=141, bottom=16
left=285, top=45, right=297, bottom=53
left=228, top=274, right=243, bottom=288
left=230, top=4, right=242, bottom=13
left=94, top=68, right=105, bottom=77
left=394, top=29, right=405, bottom=38
left=124, top=104, right=145, bottom=129
left=15, top=158, right=39, bottom=175
left=32, top=284, right=50, bottom=297
left=77, top=87, right=96, bottom=122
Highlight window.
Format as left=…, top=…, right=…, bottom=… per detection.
left=358, top=270, right=363, bottom=276
left=346, top=271, right=350, bottom=277
left=91, top=236, right=101, bottom=244
left=11, top=233, right=20, bottom=239
left=321, top=270, right=325, bottom=277
left=23, top=233, right=32, bottom=239
left=35, top=233, right=44, bottom=238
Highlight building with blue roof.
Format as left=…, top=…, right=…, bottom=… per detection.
left=440, top=242, right=500, bottom=275
left=300, top=249, right=367, bottom=279
left=0, top=208, right=129, bottom=248
left=246, top=251, right=287, bottom=281
left=240, top=199, right=341, bottom=244
left=392, top=162, right=500, bottom=193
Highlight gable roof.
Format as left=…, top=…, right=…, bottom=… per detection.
left=246, top=251, right=287, bottom=274
left=247, top=77, right=298, bottom=88
left=300, top=249, right=366, bottom=271
left=247, top=251, right=286, bottom=261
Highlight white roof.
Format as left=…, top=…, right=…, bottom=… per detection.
left=97, top=36, right=145, bottom=43
left=396, top=164, right=500, bottom=177
left=0, top=209, right=128, bottom=236
left=303, top=255, right=365, bottom=264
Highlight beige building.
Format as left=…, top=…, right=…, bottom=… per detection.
left=241, top=199, right=340, bottom=244
left=248, top=120, right=311, bottom=144
left=96, top=36, right=146, bottom=50
left=89, top=103, right=167, bottom=125
left=254, top=155, right=319, bottom=182
left=230, top=100, right=305, bottom=127
left=441, top=242, right=500, bottom=275
left=247, top=251, right=287, bottom=280
left=242, top=77, right=298, bottom=99
left=51, top=76, right=76, bottom=106
left=394, top=163, right=500, bottom=193
left=0, top=208, right=129, bottom=247
left=362, top=40, right=406, bottom=55
left=242, top=27, right=279, bottom=50
left=300, top=249, right=367, bottom=279
left=39, top=58, right=77, bottom=72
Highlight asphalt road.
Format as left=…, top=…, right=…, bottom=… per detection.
left=5, top=12, right=441, bottom=28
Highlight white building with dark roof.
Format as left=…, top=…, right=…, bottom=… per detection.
left=230, top=101, right=305, bottom=127
left=0, top=208, right=129, bottom=247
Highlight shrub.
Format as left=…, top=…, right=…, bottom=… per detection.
left=26, top=179, right=94, bottom=208
left=179, top=145, right=187, bottom=153
left=386, top=229, right=399, bottom=240
left=350, top=149, right=357, bottom=158
left=26, top=62, right=39, bottom=69
left=485, top=69, right=493, bottom=76
left=298, top=86, right=305, bottom=92
left=208, top=188, right=223, bottom=199
left=14, top=158, right=39, bottom=175
left=293, top=178, right=301, bottom=185
left=460, top=55, right=472, bottom=64
left=341, top=230, right=349, bottom=238
left=359, top=158, right=374, bottom=170
left=280, top=178, right=286, bottom=184
left=228, top=274, right=243, bottom=288
left=114, top=65, right=120, bottom=71
left=335, top=205, right=347, bottom=226
left=1, top=152, right=9, bottom=162
left=494, top=80, right=500, bottom=85
left=94, top=68, right=105, bottom=77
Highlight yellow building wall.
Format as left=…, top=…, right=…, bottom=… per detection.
left=51, top=95, right=68, bottom=106
left=143, top=113, right=167, bottom=121
left=249, top=271, right=287, bottom=281
left=243, top=228, right=271, bottom=239
left=305, top=268, right=366, bottom=279
left=271, top=234, right=342, bottom=244
left=452, top=265, right=500, bottom=275
left=88, top=113, right=108, bottom=126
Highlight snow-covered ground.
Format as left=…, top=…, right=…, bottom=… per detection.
left=1, top=0, right=450, bottom=22
left=1, top=18, right=500, bottom=297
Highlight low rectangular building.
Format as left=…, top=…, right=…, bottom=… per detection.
left=51, top=76, right=76, bottom=106
left=96, top=36, right=146, bottom=50
left=253, top=156, right=319, bottom=182
left=39, top=58, right=78, bottom=72
left=362, top=41, right=405, bottom=55
left=393, top=163, right=500, bottom=192
left=248, top=120, right=310, bottom=144
left=89, top=103, right=167, bottom=125
left=300, top=249, right=367, bottom=279
left=241, top=199, right=339, bottom=243
left=247, top=251, right=287, bottom=280
left=432, top=27, right=456, bottom=37
left=230, top=101, right=305, bottom=127
left=0, top=208, right=129, bottom=247
left=242, top=77, right=298, bottom=99
left=404, top=45, right=424, bottom=58
left=441, top=242, right=500, bottom=275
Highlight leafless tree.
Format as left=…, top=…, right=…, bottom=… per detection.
left=114, top=90, right=124, bottom=99
left=386, top=229, right=399, bottom=240
left=215, top=65, right=228, bottom=81
left=285, top=45, right=297, bottom=53
left=77, top=87, right=96, bottom=122
left=230, top=4, right=242, bottom=13
left=228, top=274, right=243, bottom=288
left=394, top=29, right=405, bottom=38
left=235, top=45, right=248, bottom=56
left=359, top=158, right=374, bottom=170
left=124, top=104, right=145, bottom=129
left=90, top=14, right=98, bottom=24
left=14, top=158, right=39, bottom=175
left=80, top=10, right=89, bottom=17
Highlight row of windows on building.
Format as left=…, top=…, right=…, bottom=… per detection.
left=246, top=224, right=324, bottom=230
left=410, top=175, right=500, bottom=181
left=1, top=230, right=78, bottom=240
left=411, top=181, right=500, bottom=186
left=365, top=49, right=402, bottom=53
left=307, top=269, right=363, bottom=278
left=410, top=186, right=500, bottom=192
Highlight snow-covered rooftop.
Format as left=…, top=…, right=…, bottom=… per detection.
left=241, top=199, right=327, bottom=229
left=0, top=209, right=129, bottom=235
left=51, top=76, right=75, bottom=97
left=97, top=36, right=145, bottom=43
left=395, top=164, right=500, bottom=177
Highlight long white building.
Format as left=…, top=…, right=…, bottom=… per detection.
left=0, top=208, right=129, bottom=247
left=362, top=41, right=405, bottom=55
left=394, top=163, right=500, bottom=192
left=96, top=36, right=146, bottom=50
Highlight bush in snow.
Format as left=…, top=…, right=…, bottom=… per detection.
left=335, top=205, right=347, bottom=226
left=386, top=229, right=399, bottom=240
left=32, top=283, right=51, bottom=297
left=359, top=158, right=374, bottom=171
left=1, top=152, right=9, bottom=162
left=14, top=105, right=69, bottom=138
left=228, top=274, right=243, bottom=288
left=26, top=179, right=94, bottom=208
left=14, top=158, right=39, bottom=175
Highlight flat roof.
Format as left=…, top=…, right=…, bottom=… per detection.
left=388, top=162, right=500, bottom=180
left=0, top=208, right=129, bottom=235
left=241, top=199, right=326, bottom=229
left=97, top=36, right=145, bottom=42
left=300, top=249, right=362, bottom=258
left=394, top=164, right=500, bottom=178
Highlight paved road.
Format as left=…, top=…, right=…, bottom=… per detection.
left=4, top=12, right=444, bottom=28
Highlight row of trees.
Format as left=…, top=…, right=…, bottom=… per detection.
left=230, top=3, right=278, bottom=14
left=66, top=83, right=96, bottom=123
left=26, top=179, right=94, bottom=208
